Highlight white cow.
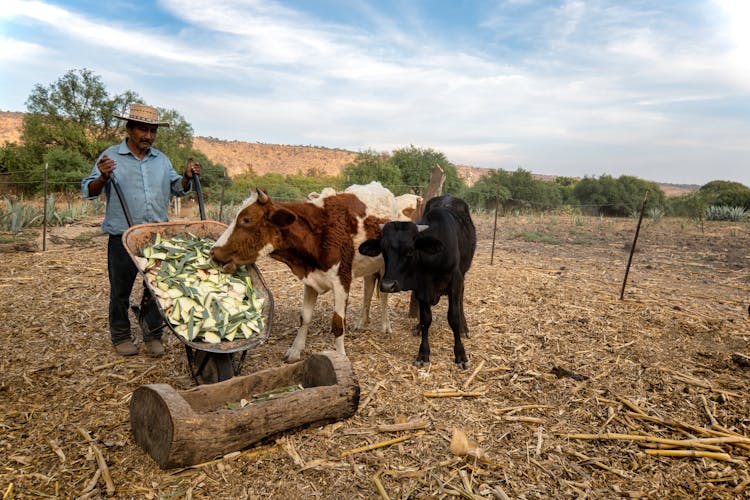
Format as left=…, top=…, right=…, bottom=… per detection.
left=394, top=193, right=423, bottom=221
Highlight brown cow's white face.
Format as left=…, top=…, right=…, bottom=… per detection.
left=210, top=190, right=291, bottom=272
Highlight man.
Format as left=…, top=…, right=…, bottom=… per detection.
left=81, top=103, right=202, bottom=357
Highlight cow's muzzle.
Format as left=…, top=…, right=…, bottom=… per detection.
left=209, top=248, right=238, bottom=273
left=380, top=279, right=401, bottom=293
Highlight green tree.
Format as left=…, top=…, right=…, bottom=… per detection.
left=266, top=183, right=303, bottom=201
left=697, top=180, right=750, bottom=209
left=0, top=142, right=36, bottom=187
left=252, top=173, right=296, bottom=200
left=390, top=145, right=465, bottom=195
left=666, top=192, right=709, bottom=219
left=573, top=174, right=664, bottom=216
left=286, top=173, right=343, bottom=198
left=462, top=169, right=511, bottom=210
left=44, top=147, right=90, bottom=194
left=153, top=108, right=194, bottom=160
left=149, top=108, right=222, bottom=190
left=220, top=175, right=256, bottom=205
left=7, top=68, right=225, bottom=196
left=553, top=176, right=578, bottom=205
left=342, top=150, right=402, bottom=192
left=24, top=68, right=139, bottom=160
left=4, top=68, right=140, bottom=193
left=491, top=169, right=560, bottom=211
left=573, top=175, right=611, bottom=214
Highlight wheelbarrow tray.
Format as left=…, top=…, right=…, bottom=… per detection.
left=122, top=220, right=273, bottom=354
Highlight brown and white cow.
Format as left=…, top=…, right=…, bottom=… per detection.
left=210, top=187, right=391, bottom=362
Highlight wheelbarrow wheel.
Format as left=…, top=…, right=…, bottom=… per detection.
left=212, top=353, right=234, bottom=382
left=192, top=351, right=235, bottom=384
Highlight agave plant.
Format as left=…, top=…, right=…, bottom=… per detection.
left=647, top=207, right=664, bottom=221
left=0, top=196, right=43, bottom=231
left=704, top=205, right=749, bottom=221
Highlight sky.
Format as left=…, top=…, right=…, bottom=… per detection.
left=1, top=0, right=749, bottom=187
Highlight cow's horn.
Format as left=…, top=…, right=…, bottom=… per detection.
left=417, top=224, right=429, bottom=232
left=379, top=224, right=385, bottom=230
left=257, top=188, right=269, bottom=203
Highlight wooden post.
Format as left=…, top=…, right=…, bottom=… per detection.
left=42, top=162, right=48, bottom=252
left=423, top=164, right=445, bottom=201
left=490, top=177, right=501, bottom=265
left=130, top=351, right=359, bottom=468
left=620, top=191, right=650, bottom=300
left=219, top=172, right=227, bottom=222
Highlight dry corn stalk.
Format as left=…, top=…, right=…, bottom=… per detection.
left=644, top=449, right=732, bottom=461
left=340, top=432, right=424, bottom=458
left=423, top=390, right=482, bottom=398
left=561, top=433, right=726, bottom=452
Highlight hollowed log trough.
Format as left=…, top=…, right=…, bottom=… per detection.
left=130, top=351, right=359, bottom=469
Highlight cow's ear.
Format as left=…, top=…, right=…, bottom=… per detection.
left=415, top=235, right=443, bottom=255
left=268, top=207, right=296, bottom=227
left=358, top=239, right=382, bottom=257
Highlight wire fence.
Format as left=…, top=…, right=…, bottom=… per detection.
left=0, top=179, right=656, bottom=213
left=0, top=169, right=674, bottom=219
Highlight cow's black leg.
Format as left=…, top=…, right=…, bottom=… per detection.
left=415, top=301, right=432, bottom=367
left=457, top=281, right=470, bottom=338
left=410, top=291, right=421, bottom=337
left=447, top=287, right=469, bottom=369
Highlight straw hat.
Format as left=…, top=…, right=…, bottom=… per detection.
left=113, top=103, right=170, bottom=127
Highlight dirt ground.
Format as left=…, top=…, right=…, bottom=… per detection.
left=1, top=212, right=749, bottom=499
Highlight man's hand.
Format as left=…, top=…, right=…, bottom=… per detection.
left=185, top=158, right=202, bottom=178
left=97, top=155, right=117, bottom=179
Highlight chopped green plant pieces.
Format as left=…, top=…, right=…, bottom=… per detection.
left=139, top=234, right=265, bottom=343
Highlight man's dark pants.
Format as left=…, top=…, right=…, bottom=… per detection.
left=107, top=234, right=163, bottom=345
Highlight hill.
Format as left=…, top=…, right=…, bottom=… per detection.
left=0, top=111, right=24, bottom=146
left=0, top=111, right=698, bottom=194
left=192, top=137, right=357, bottom=178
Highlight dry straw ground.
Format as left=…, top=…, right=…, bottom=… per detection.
left=1, top=211, right=749, bottom=499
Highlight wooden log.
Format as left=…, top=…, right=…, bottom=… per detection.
left=130, top=351, right=360, bottom=469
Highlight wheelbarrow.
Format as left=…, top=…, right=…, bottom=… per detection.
left=112, top=174, right=274, bottom=384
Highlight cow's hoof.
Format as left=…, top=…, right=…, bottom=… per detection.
left=283, top=350, right=302, bottom=364
left=455, top=358, right=470, bottom=370
left=463, top=331, right=471, bottom=339
left=414, top=358, right=430, bottom=368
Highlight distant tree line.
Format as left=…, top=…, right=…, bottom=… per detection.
left=1, top=68, right=749, bottom=222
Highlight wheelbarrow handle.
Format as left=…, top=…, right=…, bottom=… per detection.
left=192, top=173, right=206, bottom=221
left=109, top=175, right=134, bottom=228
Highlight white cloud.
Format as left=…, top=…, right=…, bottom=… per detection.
left=0, top=37, right=46, bottom=61
left=1, top=0, right=748, bottom=186
left=714, top=0, right=750, bottom=86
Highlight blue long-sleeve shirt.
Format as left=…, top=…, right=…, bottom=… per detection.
left=81, top=140, right=189, bottom=235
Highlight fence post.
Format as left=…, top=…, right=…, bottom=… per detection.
left=42, top=162, right=48, bottom=252
left=219, top=172, right=226, bottom=222
left=619, top=191, right=650, bottom=300
left=490, top=177, right=501, bottom=265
